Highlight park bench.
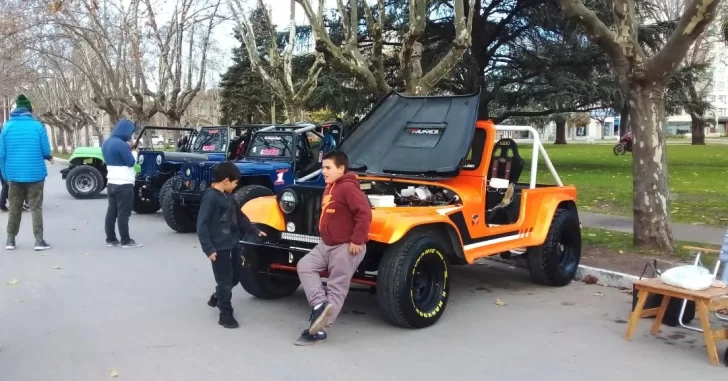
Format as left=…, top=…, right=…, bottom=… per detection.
left=625, top=229, right=728, bottom=366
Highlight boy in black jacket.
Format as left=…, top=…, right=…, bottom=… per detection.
left=197, top=161, right=266, bottom=328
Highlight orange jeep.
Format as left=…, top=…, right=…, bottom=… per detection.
left=238, top=91, right=582, bottom=329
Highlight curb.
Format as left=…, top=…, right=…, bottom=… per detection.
left=487, top=257, right=637, bottom=290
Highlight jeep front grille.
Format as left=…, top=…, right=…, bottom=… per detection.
left=140, top=154, right=159, bottom=175
left=281, top=232, right=321, bottom=244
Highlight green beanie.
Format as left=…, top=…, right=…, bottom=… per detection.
left=16, top=94, right=32, bottom=112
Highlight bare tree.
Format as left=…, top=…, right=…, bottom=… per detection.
left=296, top=0, right=477, bottom=97
left=557, top=0, right=723, bottom=250
left=229, top=0, right=324, bottom=122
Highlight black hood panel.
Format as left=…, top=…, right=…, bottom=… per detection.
left=338, top=91, right=479, bottom=178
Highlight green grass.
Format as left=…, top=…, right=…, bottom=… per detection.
left=582, top=227, right=719, bottom=262
left=518, top=144, right=728, bottom=226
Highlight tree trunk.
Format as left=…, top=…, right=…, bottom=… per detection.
left=619, top=103, right=630, bottom=136
left=84, top=124, right=91, bottom=146
left=66, top=129, right=75, bottom=150
left=58, top=129, right=69, bottom=155
left=690, top=114, right=706, bottom=145
left=628, top=88, right=673, bottom=250
left=284, top=102, right=303, bottom=123
left=49, top=125, right=60, bottom=153
left=554, top=118, right=567, bottom=144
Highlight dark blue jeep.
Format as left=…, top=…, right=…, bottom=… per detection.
left=162, top=123, right=341, bottom=233
left=133, top=124, right=274, bottom=214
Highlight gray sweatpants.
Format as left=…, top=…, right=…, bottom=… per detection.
left=297, top=242, right=366, bottom=331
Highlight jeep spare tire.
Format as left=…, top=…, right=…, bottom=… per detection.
left=66, top=165, right=104, bottom=199
left=233, top=184, right=274, bottom=207
left=132, top=183, right=160, bottom=214
left=527, top=208, right=582, bottom=287
left=377, top=234, right=450, bottom=328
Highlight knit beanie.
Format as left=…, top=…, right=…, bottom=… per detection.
left=16, top=94, right=32, bottom=112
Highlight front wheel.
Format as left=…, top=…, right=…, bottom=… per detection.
left=527, top=209, right=582, bottom=287
left=239, top=233, right=300, bottom=299
left=377, top=234, right=450, bottom=328
left=613, top=143, right=625, bottom=156
left=161, top=176, right=197, bottom=233
left=66, top=165, right=104, bottom=199
left=233, top=184, right=274, bottom=207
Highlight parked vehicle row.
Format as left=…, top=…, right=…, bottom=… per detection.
left=59, top=93, right=583, bottom=330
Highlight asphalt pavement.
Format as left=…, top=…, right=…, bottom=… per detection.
left=1, top=162, right=727, bottom=380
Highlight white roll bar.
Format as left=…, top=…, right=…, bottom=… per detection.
left=494, top=125, right=563, bottom=189
left=296, top=168, right=322, bottom=183
left=293, top=125, right=317, bottom=134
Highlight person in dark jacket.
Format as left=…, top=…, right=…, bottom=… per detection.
left=102, top=118, right=142, bottom=248
left=197, top=161, right=266, bottom=328
left=295, top=150, right=372, bottom=345
left=0, top=94, right=53, bottom=250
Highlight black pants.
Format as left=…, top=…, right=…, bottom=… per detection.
left=211, top=247, right=243, bottom=314
left=105, top=183, right=134, bottom=243
left=0, top=173, right=8, bottom=207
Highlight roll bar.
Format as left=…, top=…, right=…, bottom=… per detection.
left=494, top=125, right=563, bottom=189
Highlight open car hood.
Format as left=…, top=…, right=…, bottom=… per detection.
left=338, top=91, right=479, bottom=179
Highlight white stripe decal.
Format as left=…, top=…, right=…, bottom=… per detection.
left=436, top=207, right=462, bottom=216
left=463, top=232, right=530, bottom=251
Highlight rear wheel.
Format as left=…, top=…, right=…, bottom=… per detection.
left=239, top=233, right=300, bottom=299
left=377, top=234, right=450, bottom=328
left=527, top=209, right=582, bottom=286
left=66, top=165, right=104, bottom=199
left=161, top=175, right=196, bottom=233
left=613, top=144, right=625, bottom=156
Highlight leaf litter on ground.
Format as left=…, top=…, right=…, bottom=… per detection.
left=495, top=298, right=507, bottom=306
left=6, top=279, right=19, bottom=285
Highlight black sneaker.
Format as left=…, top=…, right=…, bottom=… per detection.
left=120, top=239, right=142, bottom=248
left=106, top=239, right=120, bottom=247
left=308, top=301, right=334, bottom=333
left=207, top=293, right=218, bottom=307
left=5, top=237, right=16, bottom=250
left=34, top=240, right=51, bottom=251
left=294, top=329, right=327, bottom=346
left=218, top=313, right=239, bottom=329
left=0, top=206, right=8, bottom=212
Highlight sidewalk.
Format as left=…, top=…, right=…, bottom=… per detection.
left=579, top=211, right=727, bottom=246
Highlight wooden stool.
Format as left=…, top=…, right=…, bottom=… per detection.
left=625, top=278, right=728, bottom=365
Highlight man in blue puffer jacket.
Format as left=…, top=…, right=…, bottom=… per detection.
left=0, top=94, right=53, bottom=251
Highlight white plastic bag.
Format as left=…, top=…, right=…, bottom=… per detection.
left=660, top=265, right=713, bottom=291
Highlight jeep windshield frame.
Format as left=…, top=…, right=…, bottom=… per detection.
left=134, top=125, right=196, bottom=151
left=338, top=90, right=480, bottom=180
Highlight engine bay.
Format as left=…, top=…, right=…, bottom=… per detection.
left=359, top=180, right=461, bottom=207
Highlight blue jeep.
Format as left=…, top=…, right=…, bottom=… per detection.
left=162, top=123, right=340, bottom=233
left=133, top=124, right=274, bottom=214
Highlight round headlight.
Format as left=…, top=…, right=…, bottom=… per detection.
left=185, top=168, right=191, bottom=177
left=286, top=222, right=296, bottom=232
left=138, top=155, right=145, bottom=164
left=279, top=190, right=297, bottom=214
left=156, top=154, right=162, bottom=165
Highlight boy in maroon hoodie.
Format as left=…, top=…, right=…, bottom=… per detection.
left=295, top=151, right=372, bottom=345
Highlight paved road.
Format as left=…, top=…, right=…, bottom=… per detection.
left=580, top=211, right=727, bottom=246
left=1, top=162, right=726, bottom=380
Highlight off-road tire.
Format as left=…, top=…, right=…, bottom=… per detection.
left=157, top=175, right=178, bottom=207
left=239, top=233, right=300, bottom=299
left=613, top=144, right=625, bottom=156
left=377, top=234, right=450, bottom=328
left=527, top=209, right=582, bottom=287
left=133, top=184, right=160, bottom=214
left=66, top=165, right=104, bottom=199
left=233, top=184, right=274, bottom=207
left=161, top=175, right=196, bottom=233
